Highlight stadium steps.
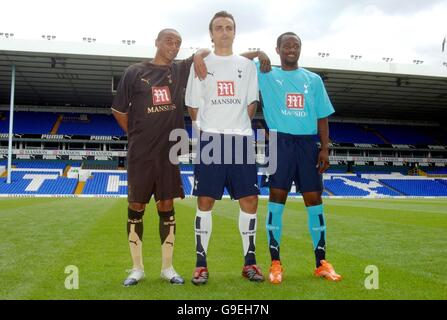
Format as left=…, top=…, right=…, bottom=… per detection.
left=0, top=165, right=16, bottom=177
left=63, top=165, right=71, bottom=177
left=377, top=180, right=406, bottom=196
left=74, top=181, right=85, bottom=194
left=324, top=188, right=335, bottom=196
left=50, top=114, right=63, bottom=134
left=407, top=167, right=425, bottom=176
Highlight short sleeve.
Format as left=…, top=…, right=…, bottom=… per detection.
left=185, top=63, right=203, bottom=109
left=175, top=55, right=194, bottom=88
left=111, top=66, right=135, bottom=114
left=314, top=75, right=335, bottom=119
left=247, top=61, right=259, bottom=105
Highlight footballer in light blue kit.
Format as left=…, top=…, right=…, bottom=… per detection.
left=252, top=32, right=342, bottom=284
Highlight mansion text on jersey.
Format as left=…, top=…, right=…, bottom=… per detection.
left=281, top=109, right=308, bottom=117
left=211, top=98, right=242, bottom=105
left=147, top=104, right=177, bottom=113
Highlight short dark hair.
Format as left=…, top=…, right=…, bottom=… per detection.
left=157, top=28, right=180, bottom=40
left=209, top=11, right=236, bottom=33
left=277, top=32, right=300, bottom=48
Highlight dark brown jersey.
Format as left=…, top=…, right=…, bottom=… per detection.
left=112, top=57, right=193, bottom=163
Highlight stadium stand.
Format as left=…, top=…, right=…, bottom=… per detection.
left=0, top=171, right=77, bottom=194
left=323, top=176, right=401, bottom=196
left=1, top=164, right=446, bottom=197
left=82, top=172, right=127, bottom=195
left=0, top=160, right=81, bottom=170
left=424, top=167, right=447, bottom=175
left=0, top=111, right=59, bottom=134
left=180, top=163, right=194, bottom=171
left=371, top=124, right=437, bottom=145
left=81, top=160, right=119, bottom=170
left=352, top=165, right=411, bottom=175
left=326, top=165, right=348, bottom=173
left=57, top=113, right=125, bottom=136
left=379, top=179, right=447, bottom=196
left=329, top=122, right=384, bottom=144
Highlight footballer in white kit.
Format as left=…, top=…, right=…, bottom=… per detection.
left=185, top=11, right=265, bottom=285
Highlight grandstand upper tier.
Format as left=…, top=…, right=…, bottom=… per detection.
left=0, top=111, right=445, bottom=145
left=0, top=38, right=446, bottom=122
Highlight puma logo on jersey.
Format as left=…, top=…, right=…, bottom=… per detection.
left=276, top=79, right=284, bottom=86
left=140, top=78, right=151, bottom=86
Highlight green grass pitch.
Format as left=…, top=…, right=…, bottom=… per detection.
left=0, top=197, right=446, bottom=300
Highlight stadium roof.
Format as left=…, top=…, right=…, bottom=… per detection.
left=1, top=38, right=447, bottom=122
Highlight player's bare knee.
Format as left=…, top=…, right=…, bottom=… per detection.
left=269, top=189, right=288, bottom=204
left=198, top=197, right=215, bottom=211
left=239, top=195, right=258, bottom=213
left=129, top=202, right=146, bottom=212
left=303, top=192, right=322, bottom=207
left=157, top=199, right=174, bottom=212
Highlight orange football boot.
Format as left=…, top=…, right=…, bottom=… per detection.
left=314, top=260, right=342, bottom=281
left=269, top=260, right=283, bottom=284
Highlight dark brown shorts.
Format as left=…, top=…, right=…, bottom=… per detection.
left=127, top=159, right=184, bottom=204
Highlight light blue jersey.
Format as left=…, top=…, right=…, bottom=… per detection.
left=256, top=61, right=334, bottom=135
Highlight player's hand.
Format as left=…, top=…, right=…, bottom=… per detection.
left=193, top=54, right=208, bottom=80
left=316, top=149, right=330, bottom=174
left=258, top=51, right=271, bottom=73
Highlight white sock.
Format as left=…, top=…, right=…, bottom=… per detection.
left=239, top=209, right=257, bottom=265
left=195, top=208, right=212, bottom=267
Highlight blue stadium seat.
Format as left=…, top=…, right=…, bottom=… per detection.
left=57, top=114, right=125, bottom=136
left=82, top=172, right=127, bottom=195
left=380, top=179, right=447, bottom=196
left=0, top=171, right=77, bottom=195
left=329, top=123, right=384, bottom=144
left=323, top=176, right=400, bottom=196
left=0, top=112, right=58, bottom=134
left=372, top=124, right=436, bottom=145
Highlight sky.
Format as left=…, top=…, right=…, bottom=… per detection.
left=1, top=0, right=446, bottom=65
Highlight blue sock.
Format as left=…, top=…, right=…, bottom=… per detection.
left=266, top=202, right=284, bottom=261
left=306, top=204, right=326, bottom=267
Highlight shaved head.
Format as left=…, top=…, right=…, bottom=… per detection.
left=157, top=28, right=181, bottom=40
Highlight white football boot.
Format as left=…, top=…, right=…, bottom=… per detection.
left=123, top=268, right=145, bottom=287
left=160, top=266, right=185, bottom=285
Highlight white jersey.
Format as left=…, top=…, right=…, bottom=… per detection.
left=185, top=52, right=259, bottom=136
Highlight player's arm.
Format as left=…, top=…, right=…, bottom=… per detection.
left=185, top=60, right=202, bottom=131
left=240, top=50, right=271, bottom=72
left=111, top=109, right=128, bottom=134
left=111, top=65, right=134, bottom=134
left=193, top=48, right=211, bottom=80
left=188, top=107, right=198, bottom=121
left=247, top=102, right=257, bottom=120
left=188, top=107, right=200, bottom=133
left=317, top=117, right=330, bottom=174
